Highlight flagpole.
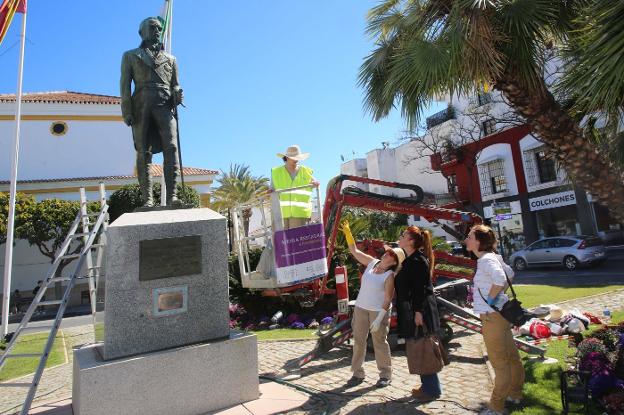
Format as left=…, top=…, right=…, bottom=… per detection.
left=2, top=6, right=27, bottom=337
left=159, top=0, right=172, bottom=206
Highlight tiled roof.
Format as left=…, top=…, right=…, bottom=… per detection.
left=149, top=164, right=218, bottom=176
left=0, top=165, right=218, bottom=185
left=0, top=91, right=121, bottom=105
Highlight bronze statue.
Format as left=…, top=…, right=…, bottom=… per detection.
left=120, top=17, right=183, bottom=207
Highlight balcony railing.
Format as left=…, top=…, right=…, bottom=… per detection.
left=426, top=106, right=456, bottom=129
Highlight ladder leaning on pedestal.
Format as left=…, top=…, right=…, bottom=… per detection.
left=0, top=184, right=109, bottom=415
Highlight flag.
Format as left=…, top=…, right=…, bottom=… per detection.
left=158, top=0, right=172, bottom=50
left=0, top=0, right=26, bottom=46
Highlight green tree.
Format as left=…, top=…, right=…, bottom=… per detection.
left=359, top=0, right=624, bottom=222
left=212, top=164, right=269, bottom=237
left=18, top=199, right=100, bottom=299
left=0, top=192, right=36, bottom=245
left=108, top=183, right=201, bottom=222
left=560, top=1, right=624, bottom=119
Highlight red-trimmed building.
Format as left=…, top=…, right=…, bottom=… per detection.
left=430, top=123, right=622, bottom=251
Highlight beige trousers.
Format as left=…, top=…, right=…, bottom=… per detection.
left=481, top=312, right=525, bottom=412
left=283, top=217, right=309, bottom=229
left=351, top=306, right=392, bottom=380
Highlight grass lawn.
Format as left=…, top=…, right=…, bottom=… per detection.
left=252, top=328, right=318, bottom=341
left=514, top=285, right=624, bottom=309
left=0, top=332, right=66, bottom=382
left=510, top=310, right=624, bottom=414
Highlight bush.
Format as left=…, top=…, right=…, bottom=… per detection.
left=108, top=183, right=200, bottom=222
left=588, top=328, right=621, bottom=352
left=577, top=337, right=608, bottom=360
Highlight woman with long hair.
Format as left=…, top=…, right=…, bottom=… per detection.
left=395, top=225, right=442, bottom=401
left=465, top=224, right=524, bottom=415
left=340, top=220, right=404, bottom=388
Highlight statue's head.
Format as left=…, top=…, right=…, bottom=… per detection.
left=138, top=17, right=163, bottom=46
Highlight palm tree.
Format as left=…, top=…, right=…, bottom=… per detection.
left=560, top=1, right=624, bottom=119
left=212, top=164, right=269, bottom=237
left=359, top=0, right=624, bottom=222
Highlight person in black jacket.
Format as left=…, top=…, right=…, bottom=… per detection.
left=395, top=225, right=442, bottom=402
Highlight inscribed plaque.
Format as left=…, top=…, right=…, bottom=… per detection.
left=140, top=235, right=202, bottom=281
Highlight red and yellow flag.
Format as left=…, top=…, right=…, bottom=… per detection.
left=0, top=0, right=26, bottom=46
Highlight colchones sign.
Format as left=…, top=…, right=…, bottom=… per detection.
left=528, top=191, right=576, bottom=212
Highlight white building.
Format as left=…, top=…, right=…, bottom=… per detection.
left=340, top=140, right=451, bottom=238
left=0, top=91, right=217, bottom=306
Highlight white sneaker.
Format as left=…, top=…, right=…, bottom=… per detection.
left=506, top=397, right=521, bottom=405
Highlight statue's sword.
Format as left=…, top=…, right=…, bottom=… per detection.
left=173, top=101, right=185, bottom=190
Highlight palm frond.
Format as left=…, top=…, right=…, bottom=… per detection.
left=560, top=0, right=624, bottom=117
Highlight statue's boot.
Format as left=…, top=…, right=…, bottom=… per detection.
left=165, top=166, right=182, bottom=206
left=142, top=184, right=154, bottom=207
left=139, top=167, right=154, bottom=207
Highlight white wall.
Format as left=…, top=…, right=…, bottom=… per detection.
left=340, top=158, right=369, bottom=191
left=394, top=140, right=448, bottom=196
left=0, top=102, right=134, bottom=181
left=0, top=239, right=88, bottom=297
left=365, top=148, right=398, bottom=195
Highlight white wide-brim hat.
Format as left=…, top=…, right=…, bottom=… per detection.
left=277, top=144, right=310, bottom=161
left=546, top=306, right=565, bottom=322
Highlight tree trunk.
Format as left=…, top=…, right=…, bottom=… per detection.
left=242, top=208, right=252, bottom=237
left=496, top=72, right=624, bottom=223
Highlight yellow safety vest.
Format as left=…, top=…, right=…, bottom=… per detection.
left=271, top=165, right=313, bottom=219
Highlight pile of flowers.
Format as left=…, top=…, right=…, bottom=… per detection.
left=228, top=303, right=334, bottom=331
left=571, top=321, right=624, bottom=413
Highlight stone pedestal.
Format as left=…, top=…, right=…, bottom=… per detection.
left=73, top=333, right=259, bottom=415
left=102, top=208, right=230, bottom=360
left=73, top=208, right=259, bottom=414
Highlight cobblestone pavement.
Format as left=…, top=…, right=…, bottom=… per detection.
left=553, top=287, right=624, bottom=316
left=258, top=326, right=491, bottom=415
left=1, top=288, right=623, bottom=415
left=0, top=327, right=93, bottom=415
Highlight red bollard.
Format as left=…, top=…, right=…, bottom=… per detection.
left=335, top=266, right=349, bottom=321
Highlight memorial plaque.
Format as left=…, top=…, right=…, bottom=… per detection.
left=140, top=235, right=202, bottom=281
left=153, top=286, right=188, bottom=317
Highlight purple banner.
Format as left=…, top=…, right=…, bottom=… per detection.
left=273, top=223, right=327, bottom=268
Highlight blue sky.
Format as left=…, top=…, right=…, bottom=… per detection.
left=0, top=0, right=443, bottom=189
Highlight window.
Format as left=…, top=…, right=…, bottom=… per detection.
left=447, top=174, right=458, bottom=194
left=555, top=238, right=577, bottom=248
left=50, top=121, right=68, bottom=136
left=481, top=118, right=496, bottom=136
left=535, top=150, right=557, bottom=183
left=477, top=92, right=492, bottom=106
left=524, top=145, right=560, bottom=187
left=478, top=159, right=507, bottom=196
left=529, top=240, right=550, bottom=250
left=81, top=290, right=90, bottom=305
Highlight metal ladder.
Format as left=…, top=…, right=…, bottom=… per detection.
left=0, top=184, right=109, bottom=415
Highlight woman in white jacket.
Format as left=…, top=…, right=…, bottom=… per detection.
left=465, top=224, right=524, bottom=415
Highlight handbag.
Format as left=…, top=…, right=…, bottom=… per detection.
left=405, top=327, right=449, bottom=375
left=478, top=263, right=534, bottom=327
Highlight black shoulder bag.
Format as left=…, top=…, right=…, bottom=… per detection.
left=478, top=267, right=534, bottom=327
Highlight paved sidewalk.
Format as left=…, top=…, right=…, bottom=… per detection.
left=2, top=288, right=623, bottom=415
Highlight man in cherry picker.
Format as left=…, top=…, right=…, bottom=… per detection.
left=256, top=145, right=319, bottom=277
left=271, top=144, right=319, bottom=229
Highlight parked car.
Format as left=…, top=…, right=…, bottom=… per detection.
left=446, top=240, right=465, bottom=256
left=509, top=236, right=607, bottom=271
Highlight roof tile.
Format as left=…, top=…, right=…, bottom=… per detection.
left=0, top=91, right=121, bottom=105
left=0, top=165, right=217, bottom=185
